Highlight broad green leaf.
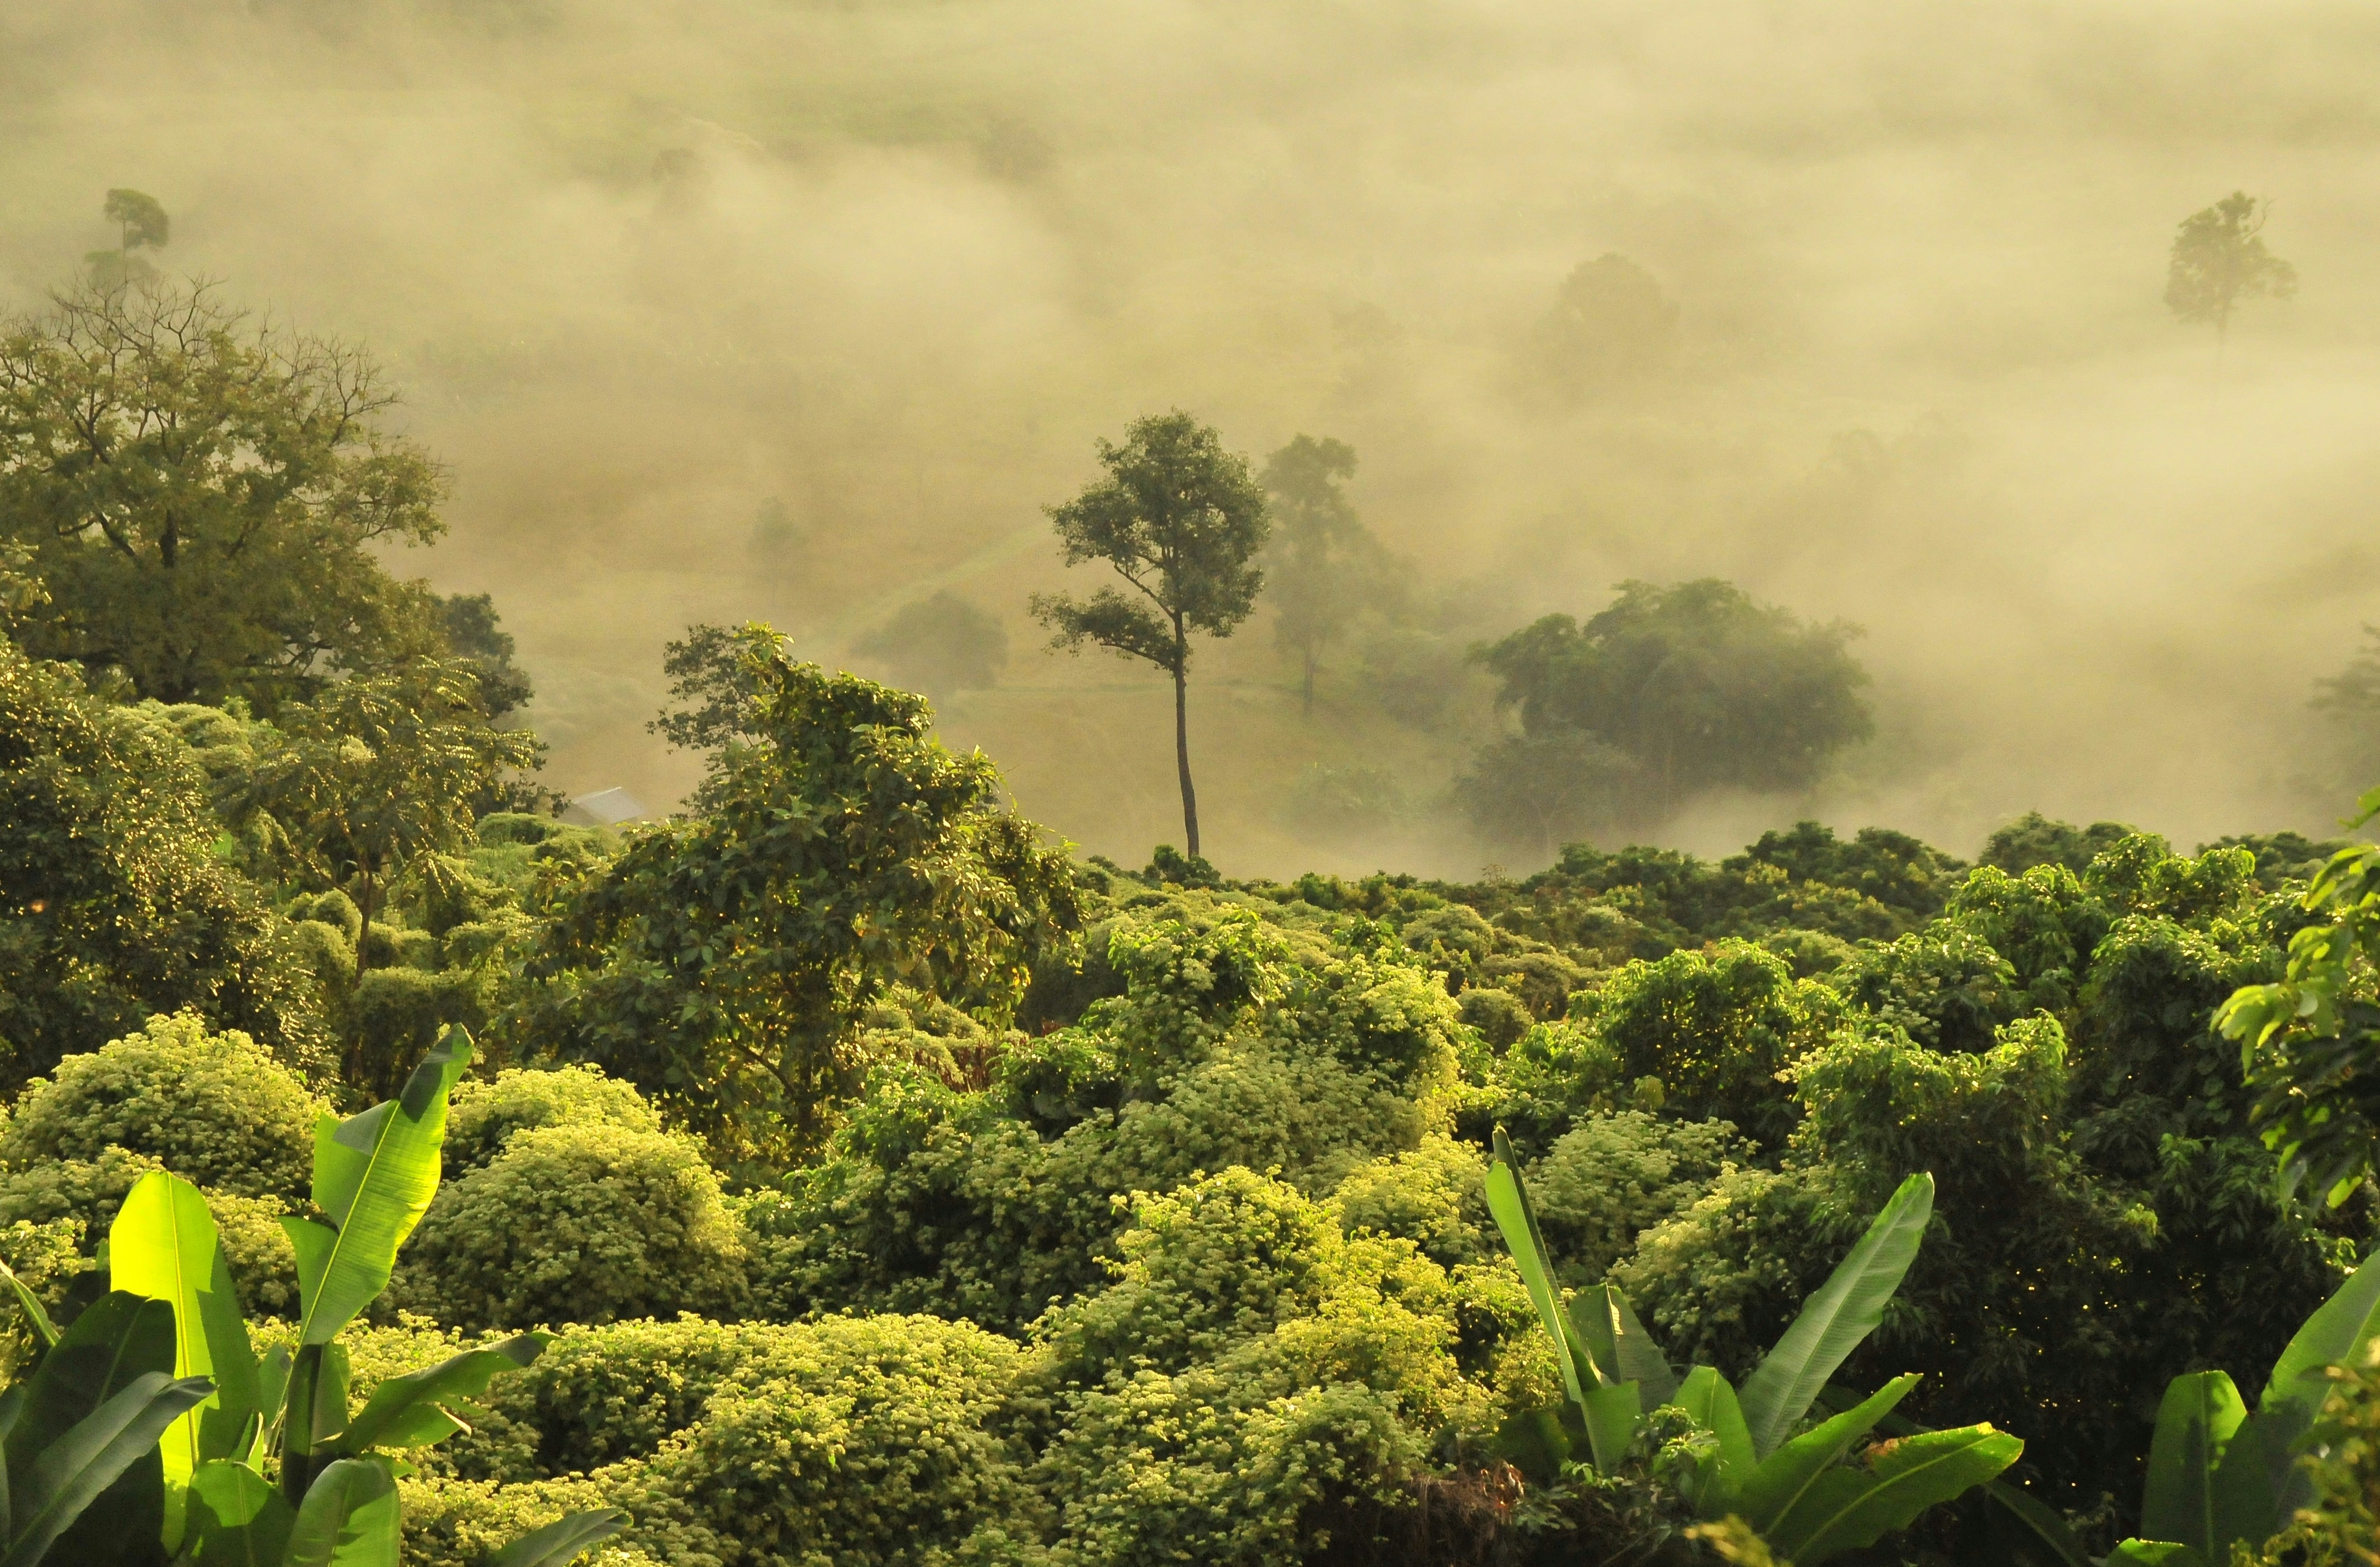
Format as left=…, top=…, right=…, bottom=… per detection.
left=1764, top=1422, right=2022, bottom=1565
left=0, top=1386, right=21, bottom=1544
left=9, top=1293, right=176, bottom=1473
left=185, top=1459, right=294, bottom=1567
left=6, top=1292, right=179, bottom=1565
left=1605, top=1288, right=1677, bottom=1407
left=1739, top=1173, right=1934, bottom=1460
left=298, top=1031, right=472, bottom=1347
left=2108, top=1543, right=2202, bottom=1566
left=2207, top=1412, right=2291, bottom=1555
left=2259, top=1247, right=2380, bottom=1419
left=283, top=1457, right=400, bottom=1567
left=1571, top=1287, right=1677, bottom=1407
left=282, top=1219, right=334, bottom=1327
left=1485, top=1132, right=1592, bottom=1408
left=253, top=1347, right=290, bottom=1468
left=1737, top=1373, right=1919, bottom=1533
left=2202, top=1246, right=2380, bottom=1542
left=1981, top=1480, right=2090, bottom=1567
left=1571, top=1290, right=1618, bottom=1389
left=1488, top=1406, right=1571, bottom=1484
left=1671, top=1365, right=1755, bottom=1517
left=488, top=1507, right=629, bottom=1567
left=337, top=1333, right=546, bottom=1453
left=2140, top=1371, right=2245, bottom=1558
left=2, top=1371, right=212, bottom=1567
left=0, top=1261, right=56, bottom=1352
left=312, top=1343, right=352, bottom=1447
left=108, top=1172, right=262, bottom=1498
left=1581, top=1380, right=1641, bottom=1474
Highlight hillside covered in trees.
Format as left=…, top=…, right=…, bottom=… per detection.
left=3, top=168, right=2380, bottom=1567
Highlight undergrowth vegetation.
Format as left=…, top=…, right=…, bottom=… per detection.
left=5, top=626, right=2379, bottom=1566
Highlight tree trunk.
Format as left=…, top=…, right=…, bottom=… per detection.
left=347, top=868, right=377, bottom=1089
left=353, top=871, right=376, bottom=982
left=1173, top=647, right=1201, bottom=862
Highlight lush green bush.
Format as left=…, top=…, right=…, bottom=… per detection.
left=745, top=914, right=1460, bottom=1335
left=1026, top=1168, right=1499, bottom=1567
left=378, top=1312, right=1041, bottom=1567
left=0, top=643, right=330, bottom=1086
left=292, top=886, right=363, bottom=943
left=1582, top=939, right=1840, bottom=1146
left=1526, top=1109, right=1743, bottom=1284
left=443, top=1062, right=665, bottom=1174
left=395, top=1123, right=747, bottom=1331
left=1329, top=1136, right=1492, bottom=1269
left=0, top=1010, right=322, bottom=1201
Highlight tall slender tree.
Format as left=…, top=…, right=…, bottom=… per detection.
left=1030, top=412, right=1268, bottom=861
left=1260, top=434, right=1390, bottom=715
left=2165, top=192, right=2296, bottom=344
left=87, top=188, right=169, bottom=288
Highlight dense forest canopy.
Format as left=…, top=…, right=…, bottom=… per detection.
left=7, top=6, right=2380, bottom=1563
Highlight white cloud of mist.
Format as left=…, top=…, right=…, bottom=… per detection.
left=7, top=0, right=2379, bottom=874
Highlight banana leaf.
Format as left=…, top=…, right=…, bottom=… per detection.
left=1581, top=1380, right=1642, bottom=1473
left=1671, top=1365, right=1755, bottom=1514
left=184, top=1459, right=293, bottom=1567
left=5, top=1290, right=177, bottom=1564
left=2107, top=1543, right=2201, bottom=1565
left=2204, top=1247, right=2380, bottom=1549
left=295, top=1031, right=473, bottom=1347
left=488, top=1508, right=629, bottom=1567
left=2, top=1370, right=211, bottom=1567
left=0, top=1262, right=55, bottom=1354
left=1738, top=1174, right=1933, bottom=1460
left=1737, top=1374, right=1920, bottom=1533
left=283, top=1456, right=400, bottom=1567
left=336, top=1333, right=546, bottom=1453
left=1762, top=1423, right=2023, bottom=1565
left=2139, top=1370, right=2245, bottom=1560
left=1572, top=1286, right=1677, bottom=1407
left=108, top=1171, right=262, bottom=1504
left=1485, top=1128, right=1597, bottom=1410
left=2259, top=1247, right=2380, bottom=1421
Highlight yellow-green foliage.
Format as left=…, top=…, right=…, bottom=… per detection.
left=1028, top=1169, right=1501, bottom=1567
left=443, top=1063, right=666, bottom=1174
left=0, top=1011, right=323, bottom=1201
left=394, top=1123, right=747, bottom=1331
left=354, top=1313, right=1042, bottom=1567
left=745, top=919, right=1463, bottom=1334
left=1329, top=1135, right=1492, bottom=1268
left=1526, top=1110, right=1745, bottom=1284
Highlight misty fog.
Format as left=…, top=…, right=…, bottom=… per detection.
left=10, top=0, right=2378, bottom=877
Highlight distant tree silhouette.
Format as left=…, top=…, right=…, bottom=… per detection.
left=87, top=188, right=169, bottom=288
left=2165, top=192, right=2296, bottom=344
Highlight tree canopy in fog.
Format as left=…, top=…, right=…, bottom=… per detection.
left=1475, top=578, right=1871, bottom=829
left=855, top=590, right=1008, bottom=697
left=1530, top=253, right=1677, bottom=400
left=1031, top=411, right=1269, bottom=860
left=2165, top=192, right=2296, bottom=342
left=1260, top=434, right=1397, bottom=716
left=0, top=279, right=447, bottom=712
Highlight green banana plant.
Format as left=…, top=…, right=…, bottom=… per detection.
left=13, top=1027, right=628, bottom=1567
left=2108, top=1247, right=2380, bottom=1566
left=1485, top=1129, right=2020, bottom=1565
left=0, top=1288, right=214, bottom=1566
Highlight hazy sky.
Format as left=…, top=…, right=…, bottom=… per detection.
left=7, top=0, right=2378, bottom=876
